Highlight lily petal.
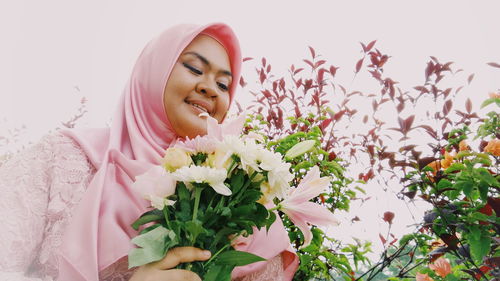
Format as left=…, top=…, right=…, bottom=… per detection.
left=286, top=211, right=313, bottom=248
left=210, top=182, right=232, bottom=196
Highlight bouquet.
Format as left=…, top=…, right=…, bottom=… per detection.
left=128, top=114, right=339, bottom=280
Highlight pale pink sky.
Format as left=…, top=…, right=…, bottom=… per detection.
left=1, top=0, right=499, bottom=255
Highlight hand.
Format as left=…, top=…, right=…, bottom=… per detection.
left=129, top=247, right=211, bottom=281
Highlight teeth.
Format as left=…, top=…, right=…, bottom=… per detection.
left=198, top=112, right=209, bottom=118
left=188, top=102, right=208, bottom=113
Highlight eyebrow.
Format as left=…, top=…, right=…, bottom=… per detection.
left=183, top=51, right=232, bottom=77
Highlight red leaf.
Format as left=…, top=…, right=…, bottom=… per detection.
left=442, top=88, right=451, bottom=98
left=294, top=68, right=304, bottom=75
left=355, top=58, right=363, bottom=73
left=465, top=98, right=472, bottom=113
left=396, top=102, right=404, bottom=113
left=379, top=233, right=386, bottom=244
left=259, top=70, right=266, bottom=84
left=314, top=60, right=326, bottom=69
left=362, top=115, right=368, bottom=123
left=383, top=211, right=395, bottom=224
left=261, top=57, right=266, bottom=67
left=320, top=118, right=332, bottom=130
left=239, top=76, right=247, bottom=87
left=266, top=64, right=271, bottom=73
left=366, top=40, right=376, bottom=52
left=418, top=125, right=438, bottom=139
left=467, top=73, right=475, bottom=84
left=308, top=46, right=316, bottom=59
left=339, top=85, right=346, bottom=94
left=261, top=90, right=272, bottom=99
left=414, top=86, right=428, bottom=93
left=303, top=59, right=314, bottom=69
left=333, top=110, right=345, bottom=121
left=487, top=62, right=500, bottom=68
left=404, top=115, right=415, bottom=133
left=425, top=61, right=435, bottom=79
left=242, top=57, right=253, bottom=62
left=360, top=42, right=367, bottom=52
left=443, top=100, right=453, bottom=116
left=329, top=65, right=338, bottom=77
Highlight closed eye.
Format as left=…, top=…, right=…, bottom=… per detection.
left=183, top=62, right=202, bottom=75
left=217, top=82, right=229, bottom=91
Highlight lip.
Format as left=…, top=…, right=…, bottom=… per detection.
left=185, top=98, right=214, bottom=116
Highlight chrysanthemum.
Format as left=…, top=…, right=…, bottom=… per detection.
left=171, top=165, right=231, bottom=196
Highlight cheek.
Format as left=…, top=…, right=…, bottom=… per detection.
left=217, top=95, right=231, bottom=121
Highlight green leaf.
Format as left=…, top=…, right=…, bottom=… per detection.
left=230, top=170, right=245, bottom=194
left=480, top=97, right=500, bottom=108
left=203, top=264, right=233, bottom=281
left=185, top=220, right=205, bottom=243
left=476, top=168, right=499, bottom=187
left=215, top=250, right=266, bottom=266
left=131, top=212, right=163, bottom=231
left=128, top=226, right=177, bottom=268
left=469, top=232, right=491, bottom=263
left=132, top=209, right=163, bottom=230
left=445, top=162, right=466, bottom=173
left=285, top=140, right=316, bottom=160
left=437, top=179, right=453, bottom=190
left=478, top=180, right=489, bottom=201
left=265, top=211, right=276, bottom=232
left=444, top=274, right=460, bottom=281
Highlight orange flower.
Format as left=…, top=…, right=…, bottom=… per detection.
left=489, top=92, right=500, bottom=99
left=427, top=160, right=440, bottom=174
left=459, top=140, right=469, bottom=152
left=416, top=272, right=434, bottom=281
left=484, top=139, right=500, bottom=156
left=429, top=257, right=452, bottom=277
left=440, top=151, right=454, bottom=169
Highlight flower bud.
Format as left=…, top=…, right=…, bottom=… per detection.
left=162, top=147, right=192, bottom=172
left=285, top=140, right=315, bottom=160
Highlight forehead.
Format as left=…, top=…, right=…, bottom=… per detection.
left=181, top=35, right=231, bottom=70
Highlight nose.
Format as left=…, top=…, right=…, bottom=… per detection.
left=196, top=80, right=218, bottom=98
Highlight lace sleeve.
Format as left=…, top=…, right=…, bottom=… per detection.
left=0, top=133, right=95, bottom=281
left=235, top=255, right=284, bottom=281
left=0, top=135, right=55, bottom=280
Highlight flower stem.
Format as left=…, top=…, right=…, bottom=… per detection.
left=162, top=207, right=172, bottom=229
left=204, top=232, right=242, bottom=267
left=204, top=243, right=230, bottom=267
left=192, top=186, right=203, bottom=221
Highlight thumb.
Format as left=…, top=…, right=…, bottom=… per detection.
left=152, top=247, right=211, bottom=270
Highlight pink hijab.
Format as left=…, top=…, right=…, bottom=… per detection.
left=60, top=23, right=298, bottom=281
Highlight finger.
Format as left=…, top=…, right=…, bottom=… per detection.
left=153, top=247, right=211, bottom=269
left=166, top=269, right=202, bottom=281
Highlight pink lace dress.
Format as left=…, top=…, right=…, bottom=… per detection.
left=0, top=133, right=284, bottom=281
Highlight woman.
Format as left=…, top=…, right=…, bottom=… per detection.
left=0, top=23, right=298, bottom=280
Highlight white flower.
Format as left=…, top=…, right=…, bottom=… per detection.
left=257, top=149, right=285, bottom=171
left=267, top=162, right=293, bottom=200
left=132, top=166, right=177, bottom=210
left=254, top=148, right=293, bottom=200
left=221, top=135, right=260, bottom=173
left=161, top=147, right=192, bottom=172
left=171, top=165, right=231, bottom=196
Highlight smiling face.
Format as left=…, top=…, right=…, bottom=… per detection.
left=163, top=34, right=232, bottom=139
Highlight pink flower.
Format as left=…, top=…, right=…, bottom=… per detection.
left=429, top=257, right=451, bottom=277
left=279, top=166, right=339, bottom=248
left=207, top=113, right=246, bottom=141
left=416, top=272, right=434, bottom=281
left=174, top=135, right=217, bottom=154
left=132, top=165, right=176, bottom=209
